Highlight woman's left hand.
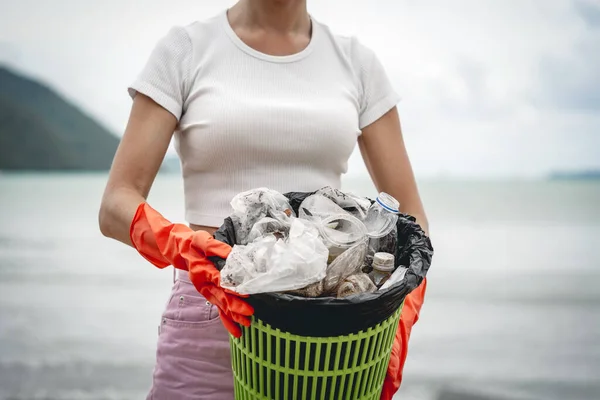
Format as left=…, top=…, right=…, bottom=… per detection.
left=359, top=107, right=430, bottom=399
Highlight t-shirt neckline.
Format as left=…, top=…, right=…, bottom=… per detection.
left=221, top=9, right=318, bottom=63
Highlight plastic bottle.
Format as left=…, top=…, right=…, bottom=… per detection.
left=368, top=252, right=395, bottom=287
left=363, top=192, right=399, bottom=267
left=363, top=193, right=400, bottom=235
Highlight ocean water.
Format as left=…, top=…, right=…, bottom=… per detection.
left=0, top=173, right=599, bottom=400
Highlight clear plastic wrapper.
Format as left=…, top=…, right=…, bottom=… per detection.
left=220, top=219, right=328, bottom=295
left=337, top=273, right=377, bottom=298
left=246, top=217, right=291, bottom=244
left=322, top=240, right=368, bottom=294
left=319, top=214, right=368, bottom=263
left=298, top=193, right=368, bottom=263
left=298, top=194, right=348, bottom=221
left=316, top=187, right=371, bottom=220
left=230, top=188, right=295, bottom=245
left=286, top=280, right=324, bottom=298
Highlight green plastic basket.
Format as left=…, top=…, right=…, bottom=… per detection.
left=229, top=305, right=402, bottom=400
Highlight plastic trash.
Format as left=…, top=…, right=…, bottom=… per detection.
left=322, top=240, right=368, bottom=294
left=298, top=192, right=368, bottom=263
left=379, top=266, right=409, bottom=291
left=318, top=214, right=368, bottom=263
left=287, top=280, right=324, bottom=298
left=367, top=225, right=398, bottom=261
left=220, top=218, right=328, bottom=295
left=316, top=187, right=372, bottom=220
left=298, top=194, right=348, bottom=221
left=337, top=273, right=377, bottom=298
left=246, top=217, right=290, bottom=244
left=369, top=252, right=395, bottom=287
left=364, top=192, right=399, bottom=237
left=364, top=192, right=400, bottom=266
left=229, top=188, right=295, bottom=245
left=212, top=189, right=434, bottom=337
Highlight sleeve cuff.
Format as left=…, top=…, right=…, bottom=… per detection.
left=359, top=91, right=401, bottom=130
left=128, top=81, right=182, bottom=121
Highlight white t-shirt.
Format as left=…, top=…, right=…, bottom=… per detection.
left=129, top=10, right=400, bottom=227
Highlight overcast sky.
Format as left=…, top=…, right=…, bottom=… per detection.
left=1, top=0, right=599, bottom=178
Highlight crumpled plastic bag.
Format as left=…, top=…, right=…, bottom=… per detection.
left=297, top=193, right=368, bottom=264
left=322, top=240, right=368, bottom=294
left=316, top=187, right=371, bottom=220
left=246, top=217, right=291, bottom=244
left=220, top=218, right=328, bottom=295
left=379, top=266, right=409, bottom=291
left=298, top=194, right=348, bottom=221
left=229, top=188, right=295, bottom=245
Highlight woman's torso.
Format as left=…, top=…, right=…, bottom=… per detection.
left=129, top=10, right=398, bottom=229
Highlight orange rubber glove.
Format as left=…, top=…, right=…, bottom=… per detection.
left=129, top=202, right=254, bottom=338
left=380, top=278, right=427, bottom=400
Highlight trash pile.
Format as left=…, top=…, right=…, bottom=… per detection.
left=220, top=187, right=410, bottom=298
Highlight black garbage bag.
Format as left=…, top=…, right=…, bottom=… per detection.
left=212, top=190, right=433, bottom=337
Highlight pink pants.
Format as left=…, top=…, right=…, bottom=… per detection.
left=147, top=271, right=234, bottom=399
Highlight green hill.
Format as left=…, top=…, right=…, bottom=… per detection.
left=548, top=170, right=600, bottom=181
left=0, top=66, right=119, bottom=170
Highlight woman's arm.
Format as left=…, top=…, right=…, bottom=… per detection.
left=358, top=106, right=429, bottom=235
left=98, top=94, right=177, bottom=246
left=361, top=107, right=429, bottom=399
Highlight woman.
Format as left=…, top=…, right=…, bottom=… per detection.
left=99, top=0, right=429, bottom=398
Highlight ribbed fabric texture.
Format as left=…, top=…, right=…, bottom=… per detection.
left=129, top=10, right=400, bottom=227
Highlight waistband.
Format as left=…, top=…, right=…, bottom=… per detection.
left=174, top=268, right=192, bottom=284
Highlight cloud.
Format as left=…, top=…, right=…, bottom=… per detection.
left=535, top=35, right=600, bottom=112
left=574, top=0, right=600, bottom=28
left=0, top=0, right=598, bottom=178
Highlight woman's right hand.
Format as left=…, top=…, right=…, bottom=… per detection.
left=99, top=93, right=254, bottom=337
left=130, top=201, right=254, bottom=337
